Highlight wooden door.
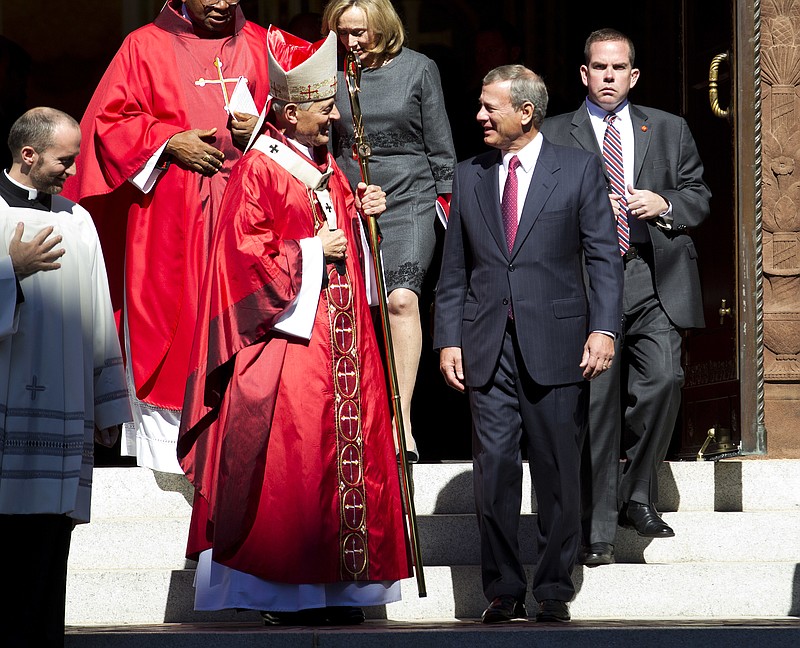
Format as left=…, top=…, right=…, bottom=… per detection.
left=670, top=0, right=740, bottom=459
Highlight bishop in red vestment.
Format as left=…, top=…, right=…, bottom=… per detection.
left=177, top=27, right=411, bottom=624
left=63, top=0, right=270, bottom=473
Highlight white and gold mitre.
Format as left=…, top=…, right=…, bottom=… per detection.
left=267, top=25, right=337, bottom=102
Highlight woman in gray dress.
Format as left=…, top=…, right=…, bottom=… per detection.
left=322, top=0, right=456, bottom=462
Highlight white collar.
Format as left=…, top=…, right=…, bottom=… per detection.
left=502, top=131, right=543, bottom=173
left=4, top=170, right=39, bottom=200
left=586, top=98, right=631, bottom=123
left=287, top=137, right=314, bottom=160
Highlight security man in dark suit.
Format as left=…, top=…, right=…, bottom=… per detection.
left=434, top=65, right=623, bottom=623
left=540, top=28, right=711, bottom=567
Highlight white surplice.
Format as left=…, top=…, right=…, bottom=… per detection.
left=0, top=198, right=131, bottom=523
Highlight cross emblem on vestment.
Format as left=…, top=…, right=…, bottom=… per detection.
left=339, top=401, right=360, bottom=440
left=342, top=456, right=360, bottom=482
left=335, top=321, right=353, bottom=348
left=301, top=85, right=317, bottom=101
left=342, top=532, right=366, bottom=575
left=344, top=545, right=365, bottom=561
left=343, top=489, right=365, bottom=528
left=337, top=363, right=357, bottom=393
left=344, top=501, right=364, bottom=512
left=25, top=375, right=46, bottom=401
left=341, top=410, right=359, bottom=429
left=325, top=203, right=333, bottom=213
left=194, top=57, right=239, bottom=113
left=330, top=276, right=349, bottom=303
left=344, top=536, right=365, bottom=558
left=269, top=144, right=279, bottom=153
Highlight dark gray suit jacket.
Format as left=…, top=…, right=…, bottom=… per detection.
left=540, top=102, right=711, bottom=329
left=433, top=137, right=623, bottom=388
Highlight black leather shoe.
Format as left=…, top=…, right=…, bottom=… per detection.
left=481, top=595, right=527, bottom=623
left=619, top=502, right=675, bottom=537
left=323, top=606, right=365, bottom=625
left=536, top=599, right=570, bottom=622
left=261, top=609, right=325, bottom=626
left=580, top=542, right=615, bottom=566
left=261, top=606, right=364, bottom=626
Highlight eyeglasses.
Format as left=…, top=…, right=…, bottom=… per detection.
left=201, top=0, right=240, bottom=7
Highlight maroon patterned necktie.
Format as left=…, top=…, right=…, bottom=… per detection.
left=502, top=155, right=521, bottom=253
left=602, top=113, right=630, bottom=255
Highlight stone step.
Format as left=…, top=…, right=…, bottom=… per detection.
left=66, top=563, right=800, bottom=626
left=65, top=463, right=800, bottom=627
left=89, top=460, right=800, bottom=522
left=419, top=511, right=800, bottom=565
left=90, top=468, right=193, bottom=519
left=69, top=509, right=800, bottom=570
left=63, top=621, right=800, bottom=648
left=385, top=563, right=800, bottom=620
left=410, top=459, right=800, bottom=514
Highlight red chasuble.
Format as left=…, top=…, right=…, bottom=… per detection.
left=178, top=125, right=411, bottom=585
left=63, top=1, right=269, bottom=410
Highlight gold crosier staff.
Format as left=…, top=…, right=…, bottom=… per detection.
left=343, top=49, right=426, bottom=597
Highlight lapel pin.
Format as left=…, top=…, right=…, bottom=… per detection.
left=641, top=125, right=648, bottom=132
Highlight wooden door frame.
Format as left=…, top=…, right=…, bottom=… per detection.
left=736, top=0, right=766, bottom=454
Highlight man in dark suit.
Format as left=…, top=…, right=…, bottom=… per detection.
left=434, top=65, right=623, bottom=623
left=540, top=29, right=711, bottom=567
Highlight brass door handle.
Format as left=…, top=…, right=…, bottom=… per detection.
left=709, top=52, right=730, bottom=119
left=719, top=298, right=732, bottom=325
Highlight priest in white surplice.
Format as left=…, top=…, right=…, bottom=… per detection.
left=0, top=108, right=132, bottom=648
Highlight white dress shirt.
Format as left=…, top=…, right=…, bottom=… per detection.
left=498, top=132, right=544, bottom=221
left=585, top=98, right=672, bottom=223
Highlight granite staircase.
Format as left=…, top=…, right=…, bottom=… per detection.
left=63, top=460, right=800, bottom=645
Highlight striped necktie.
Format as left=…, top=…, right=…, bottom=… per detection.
left=602, top=113, right=630, bottom=255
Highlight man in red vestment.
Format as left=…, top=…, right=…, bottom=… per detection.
left=63, top=0, right=270, bottom=473
left=177, top=26, right=411, bottom=625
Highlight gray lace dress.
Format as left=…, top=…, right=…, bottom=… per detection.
left=332, top=47, right=456, bottom=294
